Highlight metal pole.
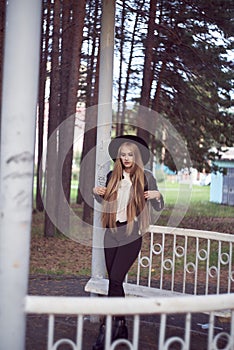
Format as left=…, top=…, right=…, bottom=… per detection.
left=0, top=1, right=41, bottom=349
left=91, top=0, right=116, bottom=278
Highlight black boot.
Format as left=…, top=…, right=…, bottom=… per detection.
left=92, top=323, right=106, bottom=350
left=112, top=318, right=128, bottom=342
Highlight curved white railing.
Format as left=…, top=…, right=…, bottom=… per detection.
left=131, top=226, right=234, bottom=295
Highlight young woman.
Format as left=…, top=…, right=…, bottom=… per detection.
left=92, top=135, right=164, bottom=350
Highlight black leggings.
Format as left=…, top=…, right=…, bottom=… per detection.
left=104, top=221, right=142, bottom=298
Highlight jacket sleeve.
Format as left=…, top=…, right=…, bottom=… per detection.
left=144, top=169, right=164, bottom=211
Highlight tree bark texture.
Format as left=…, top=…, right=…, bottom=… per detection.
left=56, top=0, right=86, bottom=235
left=44, top=0, right=61, bottom=237
left=36, top=0, right=51, bottom=212
left=138, top=0, right=157, bottom=147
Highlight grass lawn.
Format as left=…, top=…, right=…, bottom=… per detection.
left=158, top=181, right=234, bottom=218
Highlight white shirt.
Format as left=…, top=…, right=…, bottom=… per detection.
left=116, top=171, right=132, bottom=222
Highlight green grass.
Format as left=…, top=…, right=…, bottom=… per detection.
left=160, top=181, right=210, bottom=205
left=159, top=181, right=234, bottom=218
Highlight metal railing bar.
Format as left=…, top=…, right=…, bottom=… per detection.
left=208, top=312, right=215, bottom=350
left=25, top=294, right=234, bottom=316
left=48, top=315, right=54, bottom=350
left=228, top=242, right=233, bottom=293
left=159, top=314, right=166, bottom=349
left=217, top=241, right=221, bottom=294
left=194, top=237, right=199, bottom=295
left=206, top=240, right=210, bottom=295
left=185, top=313, right=191, bottom=349
left=231, top=311, right=234, bottom=348
left=76, top=315, right=83, bottom=350
left=148, top=232, right=153, bottom=287
left=183, top=235, right=188, bottom=294
left=105, top=315, right=112, bottom=349
left=132, top=315, right=140, bottom=350
left=160, top=233, right=165, bottom=290
left=149, top=226, right=234, bottom=242
left=171, top=234, right=176, bottom=291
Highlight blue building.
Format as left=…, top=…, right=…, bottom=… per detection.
left=210, top=148, right=234, bottom=206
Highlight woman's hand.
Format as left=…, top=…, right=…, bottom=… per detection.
left=93, top=186, right=107, bottom=196
left=144, top=190, right=161, bottom=201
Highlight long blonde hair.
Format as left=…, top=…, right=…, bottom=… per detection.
left=102, top=142, right=149, bottom=235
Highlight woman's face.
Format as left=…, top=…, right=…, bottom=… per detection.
left=119, top=145, right=134, bottom=171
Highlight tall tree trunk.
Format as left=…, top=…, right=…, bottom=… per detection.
left=116, top=0, right=126, bottom=135
left=121, top=1, right=143, bottom=134
left=138, top=0, right=157, bottom=146
left=59, top=1, right=74, bottom=128
left=55, top=1, right=74, bottom=222
left=56, top=0, right=86, bottom=235
left=36, top=0, right=50, bottom=212
left=44, top=0, right=61, bottom=237
left=77, top=0, right=101, bottom=210
left=151, top=1, right=167, bottom=114
left=80, top=46, right=100, bottom=224
left=151, top=59, right=166, bottom=112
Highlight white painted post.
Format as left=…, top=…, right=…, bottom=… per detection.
left=0, top=1, right=41, bottom=349
left=91, top=0, right=116, bottom=278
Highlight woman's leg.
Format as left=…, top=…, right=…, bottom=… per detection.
left=104, top=231, right=142, bottom=343
left=104, top=230, right=142, bottom=297
left=93, top=226, right=141, bottom=349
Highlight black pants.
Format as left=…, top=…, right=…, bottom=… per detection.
left=104, top=221, right=142, bottom=298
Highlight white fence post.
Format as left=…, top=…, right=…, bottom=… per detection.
left=0, top=1, right=41, bottom=349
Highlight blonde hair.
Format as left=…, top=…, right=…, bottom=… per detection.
left=102, top=142, right=149, bottom=235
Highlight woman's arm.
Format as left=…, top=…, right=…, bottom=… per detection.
left=92, top=171, right=112, bottom=203
left=92, top=186, right=107, bottom=203
left=144, top=170, right=164, bottom=211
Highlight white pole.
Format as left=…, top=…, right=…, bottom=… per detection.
left=91, top=0, right=116, bottom=278
left=0, top=1, right=41, bottom=349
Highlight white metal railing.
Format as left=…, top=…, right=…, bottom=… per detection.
left=25, top=294, right=234, bottom=350
left=25, top=226, right=234, bottom=349
left=126, top=226, right=234, bottom=296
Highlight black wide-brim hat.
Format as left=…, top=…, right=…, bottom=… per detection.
left=108, top=135, right=150, bottom=165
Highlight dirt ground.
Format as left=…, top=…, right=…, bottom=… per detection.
left=30, top=210, right=234, bottom=276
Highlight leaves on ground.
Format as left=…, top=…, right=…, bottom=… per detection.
left=30, top=210, right=233, bottom=276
